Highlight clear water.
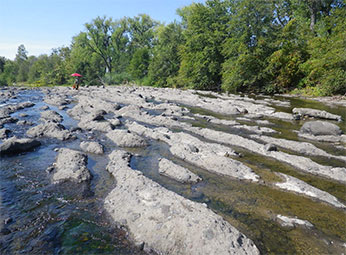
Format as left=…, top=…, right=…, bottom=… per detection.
left=0, top=88, right=345, bottom=254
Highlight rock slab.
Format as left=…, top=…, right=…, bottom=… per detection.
left=104, top=150, right=259, bottom=255
left=0, top=137, right=41, bottom=155
left=293, top=108, right=342, bottom=121
left=158, top=158, right=202, bottom=184
left=52, top=148, right=91, bottom=183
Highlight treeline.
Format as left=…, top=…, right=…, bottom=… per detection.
left=1, top=0, right=345, bottom=96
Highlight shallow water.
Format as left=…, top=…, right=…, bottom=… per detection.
left=0, top=88, right=345, bottom=254
left=0, top=89, right=147, bottom=254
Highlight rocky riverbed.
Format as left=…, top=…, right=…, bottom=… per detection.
left=0, top=85, right=345, bottom=254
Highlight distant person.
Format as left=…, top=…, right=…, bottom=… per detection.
left=73, top=77, right=81, bottom=90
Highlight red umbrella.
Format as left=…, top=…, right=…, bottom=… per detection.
left=71, top=73, right=82, bottom=77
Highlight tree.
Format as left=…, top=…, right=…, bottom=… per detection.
left=148, top=22, right=185, bottom=87
left=128, top=48, right=150, bottom=80
left=69, top=33, right=104, bottom=85
left=178, top=0, right=233, bottom=91
left=299, top=6, right=346, bottom=95
left=0, top=57, right=6, bottom=73
left=15, top=44, right=29, bottom=82
left=83, top=16, right=116, bottom=74
left=222, top=0, right=277, bottom=93
left=127, top=14, right=159, bottom=53
left=264, top=19, right=309, bottom=94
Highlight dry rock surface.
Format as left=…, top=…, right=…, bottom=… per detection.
left=105, top=150, right=259, bottom=255
left=158, top=158, right=202, bottom=184
left=0, top=85, right=345, bottom=254
left=51, top=148, right=91, bottom=183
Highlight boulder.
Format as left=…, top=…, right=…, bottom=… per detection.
left=40, top=110, right=63, bottom=123
left=0, top=137, right=41, bottom=155
left=106, top=129, right=147, bottom=148
left=158, top=158, right=202, bottom=184
left=105, top=150, right=259, bottom=255
left=293, top=108, right=342, bottom=121
left=27, top=122, right=72, bottom=140
left=300, top=121, right=342, bottom=136
left=80, top=141, right=104, bottom=154
left=51, top=148, right=91, bottom=183
left=78, top=119, right=114, bottom=132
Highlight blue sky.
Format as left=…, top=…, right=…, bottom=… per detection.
left=0, top=0, right=204, bottom=60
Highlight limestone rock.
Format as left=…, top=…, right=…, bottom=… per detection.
left=277, top=215, right=313, bottom=228
left=158, top=158, right=202, bottom=184
left=293, top=108, right=342, bottom=121
left=275, top=173, right=345, bottom=208
left=104, top=150, right=259, bottom=255
left=80, top=141, right=104, bottom=155
left=300, top=121, right=342, bottom=136
left=0, top=128, right=11, bottom=139
left=40, top=110, right=63, bottom=123
left=27, top=122, right=72, bottom=140
left=0, top=137, right=41, bottom=155
left=106, top=129, right=147, bottom=148
left=52, top=148, right=91, bottom=183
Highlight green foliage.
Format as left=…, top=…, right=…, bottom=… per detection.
left=104, top=72, right=132, bottom=85
left=299, top=7, right=346, bottom=96
left=222, top=0, right=278, bottom=93
left=128, top=48, right=150, bottom=80
left=0, top=60, right=17, bottom=86
left=1, top=1, right=345, bottom=95
left=263, top=19, right=309, bottom=94
left=147, top=22, right=185, bottom=87
left=177, top=0, right=232, bottom=91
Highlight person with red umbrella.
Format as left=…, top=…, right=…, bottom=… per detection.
left=71, top=73, right=82, bottom=90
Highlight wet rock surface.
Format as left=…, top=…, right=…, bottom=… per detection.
left=0, top=86, right=345, bottom=254
left=276, top=215, right=314, bottom=228
left=0, top=137, right=41, bottom=155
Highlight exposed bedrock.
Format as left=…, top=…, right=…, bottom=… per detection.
left=185, top=126, right=346, bottom=183
left=104, top=150, right=260, bottom=255
left=67, top=95, right=120, bottom=120
left=276, top=215, right=313, bottom=228
left=51, top=148, right=92, bottom=183
left=158, top=158, right=202, bottom=184
left=0, top=137, right=41, bottom=155
left=275, top=173, right=345, bottom=209
left=27, top=122, right=72, bottom=141
left=126, top=121, right=260, bottom=182
left=292, top=107, right=342, bottom=122
left=0, top=101, right=35, bottom=119
left=80, top=141, right=104, bottom=155
left=251, top=134, right=346, bottom=163
left=0, top=128, right=11, bottom=140
left=106, top=129, right=148, bottom=148
left=298, top=121, right=345, bottom=143
left=40, top=110, right=63, bottom=123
